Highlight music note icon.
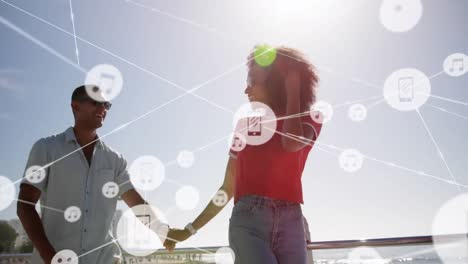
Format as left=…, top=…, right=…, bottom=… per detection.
left=64, top=206, right=81, bottom=223
left=98, top=73, right=116, bottom=95
left=230, top=133, right=246, bottom=152
left=106, top=185, right=115, bottom=195
left=102, top=182, right=119, bottom=198
left=340, top=149, right=363, bottom=173
left=139, top=162, right=154, bottom=185
left=449, top=58, right=464, bottom=73
left=212, top=190, right=228, bottom=207
left=232, top=136, right=242, bottom=148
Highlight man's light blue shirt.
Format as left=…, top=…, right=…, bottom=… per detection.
left=22, top=127, right=134, bottom=264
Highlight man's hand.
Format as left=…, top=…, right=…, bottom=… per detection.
left=163, top=228, right=192, bottom=251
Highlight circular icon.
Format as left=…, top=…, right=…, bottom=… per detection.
left=443, top=53, right=468, bottom=77
left=116, top=204, right=168, bottom=256
left=348, top=104, right=368, bottom=122
left=0, top=176, right=16, bottom=212
left=64, top=206, right=81, bottom=223
left=215, top=247, right=235, bottom=264
left=212, top=190, right=229, bottom=207
left=339, top=149, right=364, bottom=173
left=85, top=64, right=123, bottom=102
left=233, top=102, right=277, bottom=146
left=102, top=181, right=119, bottom=199
left=254, top=45, right=277, bottom=67
left=175, top=185, right=199, bottom=211
left=25, top=165, right=47, bottom=184
left=177, top=150, right=195, bottom=168
left=432, top=194, right=468, bottom=263
left=310, top=100, right=333, bottom=124
left=51, top=249, right=79, bottom=264
left=347, top=247, right=383, bottom=264
left=379, top=0, right=423, bottom=32
left=228, top=132, right=247, bottom=152
left=383, top=68, right=431, bottom=111
left=129, top=156, right=165, bottom=191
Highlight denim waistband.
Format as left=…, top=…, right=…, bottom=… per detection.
left=238, top=195, right=299, bottom=208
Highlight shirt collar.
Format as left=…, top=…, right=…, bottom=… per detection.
left=65, top=127, right=104, bottom=148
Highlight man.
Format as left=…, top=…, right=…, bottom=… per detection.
left=17, top=85, right=165, bottom=263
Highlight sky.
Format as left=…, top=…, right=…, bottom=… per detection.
left=0, top=0, right=468, bottom=250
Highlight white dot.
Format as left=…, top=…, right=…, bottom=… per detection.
left=177, top=150, right=195, bottom=168
left=432, top=194, right=468, bottom=263
left=129, top=155, right=165, bottom=191
left=0, top=176, right=16, bottom=212
left=102, top=181, right=119, bottom=199
left=348, top=104, right=368, bottom=122
left=212, top=190, right=229, bottom=207
left=380, top=0, right=423, bottom=32
left=339, top=149, right=364, bottom=173
left=175, top=186, right=199, bottom=211
left=310, top=101, right=333, bottom=124
left=232, top=102, right=277, bottom=146
left=383, top=68, right=431, bottom=111
left=64, top=206, right=81, bottom=223
left=51, top=249, right=78, bottom=264
left=443, top=53, right=468, bottom=77
left=25, top=165, right=47, bottom=184
left=116, top=204, right=168, bottom=256
left=85, top=64, right=123, bottom=102
left=228, top=132, right=247, bottom=152
left=215, top=247, right=235, bottom=264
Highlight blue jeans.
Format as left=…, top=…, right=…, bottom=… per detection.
left=229, top=195, right=307, bottom=264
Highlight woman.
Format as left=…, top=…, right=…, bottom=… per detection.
left=164, top=45, right=321, bottom=264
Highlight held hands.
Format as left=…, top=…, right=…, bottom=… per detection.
left=163, top=227, right=192, bottom=252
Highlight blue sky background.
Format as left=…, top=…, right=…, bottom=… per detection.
left=1, top=0, right=467, bottom=248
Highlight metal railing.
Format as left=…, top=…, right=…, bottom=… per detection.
left=308, top=233, right=466, bottom=250
left=0, top=233, right=465, bottom=261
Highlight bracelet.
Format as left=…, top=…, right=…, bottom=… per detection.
left=184, top=222, right=197, bottom=235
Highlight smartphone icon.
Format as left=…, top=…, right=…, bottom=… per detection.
left=398, top=76, right=414, bottom=102
left=247, top=116, right=262, bottom=136
left=133, top=214, right=151, bottom=246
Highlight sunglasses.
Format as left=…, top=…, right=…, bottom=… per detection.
left=80, top=98, right=112, bottom=110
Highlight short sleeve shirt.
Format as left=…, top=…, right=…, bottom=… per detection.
left=22, top=127, right=134, bottom=264
left=230, top=115, right=322, bottom=204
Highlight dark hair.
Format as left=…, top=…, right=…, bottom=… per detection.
left=71, top=85, right=100, bottom=101
left=247, top=45, right=319, bottom=114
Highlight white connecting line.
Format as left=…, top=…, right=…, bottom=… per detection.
left=122, top=0, right=385, bottom=94
left=427, top=103, right=468, bottom=121
left=272, top=127, right=468, bottom=190
left=68, top=0, right=80, bottom=66
left=416, top=109, right=462, bottom=192
left=0, top=16, right=86, bottom=73
left=2, top=0, right=468, bottom=259
left=0, top=0, right=234, bottom=115
left=75, top=209, right=217, bottom=261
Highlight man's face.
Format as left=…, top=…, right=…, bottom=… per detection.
left=72, top=98, right=111, bottom=129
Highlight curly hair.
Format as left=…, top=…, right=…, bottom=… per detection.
left=247, top=45, right=319, bottom=115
